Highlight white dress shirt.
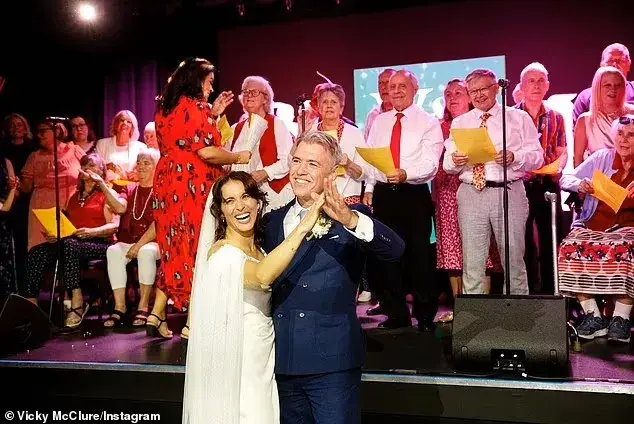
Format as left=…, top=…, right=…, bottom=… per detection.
left=96, top=137, right=146, bottom=180
left=231, top=116, right=294, bottom=211
left=363, top=104, right=382, bottom=139
left=443, top=102, right=544, bottom=183
left=283, top=200, right=374, bottom=242
left=365, top=104, right=444, bottom=192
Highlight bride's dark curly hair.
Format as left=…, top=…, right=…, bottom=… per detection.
left=210, top=171, right=269, bottom=247
left=156, top=57, right=216, bottom=116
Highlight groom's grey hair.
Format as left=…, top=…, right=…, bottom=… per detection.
left=289, top=130, right=343, bottom=170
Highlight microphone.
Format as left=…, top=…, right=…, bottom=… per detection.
left=497, top=79, right=509, bottom=88
left=295, top=94, right=308, bottom=108
left=45, top=116, right=70, bottom=122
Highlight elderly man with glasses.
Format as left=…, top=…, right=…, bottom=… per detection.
left=443, top=69, right=544, bottom=295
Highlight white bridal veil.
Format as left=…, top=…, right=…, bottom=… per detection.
left=182, top=189, right=246, bottom=424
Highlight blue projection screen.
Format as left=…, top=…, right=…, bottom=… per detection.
left=353, top=56, right=506, bottom=244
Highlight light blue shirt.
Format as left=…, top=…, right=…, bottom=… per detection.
left=560, top=148, right=618, bottom=227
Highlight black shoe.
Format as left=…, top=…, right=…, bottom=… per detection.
left=378, top=317, right=411, bottom=329
left=366, top=303, right=385, bottom=316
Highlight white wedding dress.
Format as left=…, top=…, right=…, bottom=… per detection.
left=182, top=192, right=279, bottom=424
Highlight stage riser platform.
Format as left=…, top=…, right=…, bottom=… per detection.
left=1, top=364, right=631, bottom=423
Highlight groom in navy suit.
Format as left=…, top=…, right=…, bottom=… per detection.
left=263, top=131, right=405, bottom=424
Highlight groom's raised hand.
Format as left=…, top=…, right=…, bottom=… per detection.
left=322, top=175, right=358, bottom=230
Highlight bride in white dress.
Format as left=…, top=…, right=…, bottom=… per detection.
left=182, top=171, right=323, bottom=424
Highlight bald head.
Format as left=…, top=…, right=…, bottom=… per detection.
left=388, top=70, right=418, bottom=111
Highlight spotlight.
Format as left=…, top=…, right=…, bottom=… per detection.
left=285, top=0, right=293, bottom=11
left=77, top=2, right=97, bottom=22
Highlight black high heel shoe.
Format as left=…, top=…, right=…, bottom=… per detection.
left=146, top=313, right=173, bottom=339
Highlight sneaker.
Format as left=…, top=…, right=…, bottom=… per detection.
left=576, top=312, right=608, bottom=340
left=607, top=316, right=631, bottom=343
left=357, top=291, right=372, bottom=303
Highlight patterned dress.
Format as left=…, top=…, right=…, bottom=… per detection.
left=153, top=97, right=226, bottom=311
left=433, top=120, right=501, bottom=273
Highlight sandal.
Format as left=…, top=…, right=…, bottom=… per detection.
left=104, top=310, right=126, bottom=328
left=146, top=313, right=173, bottom=339
left=181, top=325, right=190, bottom=340
left=132, top=310, right=149, bottom=327
left=65, top=303, right=89, bottom=328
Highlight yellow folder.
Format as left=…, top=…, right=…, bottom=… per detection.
left=355, top=147, right=396, bottom=176
left=591, top=170, right=628, bottom=213
left=33, top=207, right=77, bottom=238
left=450, top=127, right=497, bottom=165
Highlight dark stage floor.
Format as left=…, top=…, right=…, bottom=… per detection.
left=2, top=303, right=633, bottom=382
left=1, top=302, right=633, bottom=423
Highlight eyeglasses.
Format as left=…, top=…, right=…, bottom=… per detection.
left=241, top=89, right=262, bottom=98
left=619, top=117, right=634, bottom=125
left=71, top=123, right=87, bottom=130
left=468, top=83, right=496, bottom=97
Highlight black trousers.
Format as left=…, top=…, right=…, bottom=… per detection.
left=370, top=182, right=436, bottom=326
left=524, top=177, right=562, bottom=294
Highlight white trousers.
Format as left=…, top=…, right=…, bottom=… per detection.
left=106, top=242, right=160, bottom=290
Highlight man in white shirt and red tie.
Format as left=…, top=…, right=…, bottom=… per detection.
left=443, top=69, right=544, bottom=295
left=363, top=70, right=444, bottom=330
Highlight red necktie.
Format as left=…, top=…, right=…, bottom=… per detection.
left=390, top=112, right=404, bottom=169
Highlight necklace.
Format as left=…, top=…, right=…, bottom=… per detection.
left=78, top=189, right=95, bottom=207
left=132, top=186, right=154, bottom=220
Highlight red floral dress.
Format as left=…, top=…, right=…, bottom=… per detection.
left=153, top=96, right=226, bottom=310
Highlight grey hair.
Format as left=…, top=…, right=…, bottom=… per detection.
left=465, top=68, right=498, bottom=83
left=289, top=130, right=342, bottom=170
left=241, top=76, right=274, bottom=114
left=520, top=62, right=549, bottom=82
left=611, top=114, right=634, bottom=141
left=390, top=70, right=419, bottom=91
left=136, top=147, right=161, bottom=166
left=144, top=121, right=155, bottom=132
left=4, top=113, right=33, bottom=140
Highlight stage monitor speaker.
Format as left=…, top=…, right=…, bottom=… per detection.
left=452, top=295, right=569, bottom=376
left=0, top=294, right=53, bottom=354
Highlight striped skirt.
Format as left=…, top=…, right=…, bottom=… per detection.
left=558, top=227, right=634, bottom=298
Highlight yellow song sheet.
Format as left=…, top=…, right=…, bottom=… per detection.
left=33, top=207, right=77, bottom=238
left=591, top=170, right=628, bottom=213
left=112, top=180, right=134, bottom=187
left=450, top=128, right=497, bottom=165
left=355, top=147, right=396, bottom=176
left=336, top=165, right=346, bottom=176
left=218, top=115, right=234, bottom=146
left=533, top=157, right=562, bottom=175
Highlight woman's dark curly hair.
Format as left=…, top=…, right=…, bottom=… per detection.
left=156, top=57, right=216, bottom=116
left=210, top=171, right=268, bottom=247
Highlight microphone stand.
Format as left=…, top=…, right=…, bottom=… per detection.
left=296, top=94, right=307, bottom=135
left=46, top=120, right=66, bottom=327
left=499, top=79, right=511, bottom=296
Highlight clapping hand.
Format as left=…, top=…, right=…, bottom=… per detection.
left=8, top=175, right=19, bottom=190
left=626, top=181, right=634, bottom=199
left=211, top=91, right=234, bottom=116
left=236, top=150, right=252, bottom=164
left=322, top=175, right=358, bottom=229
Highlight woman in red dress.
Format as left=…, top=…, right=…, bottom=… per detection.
left=147, top=58, right=251, bottom=338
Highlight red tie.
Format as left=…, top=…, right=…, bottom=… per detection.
left=390, top=112, right=404, bottom=169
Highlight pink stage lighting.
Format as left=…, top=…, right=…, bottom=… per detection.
left=77, top=2, right=97, bottom=22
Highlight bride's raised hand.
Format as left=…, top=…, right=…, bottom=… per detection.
left=296, top=192, right=325, bottom=235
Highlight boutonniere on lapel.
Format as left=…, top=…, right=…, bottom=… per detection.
left=306, top=213, right=333, bottom=240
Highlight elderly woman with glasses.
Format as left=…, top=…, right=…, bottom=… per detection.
left=229, top=76, right=295, bottom=212
left=558, top=115, right=634, bottom=344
